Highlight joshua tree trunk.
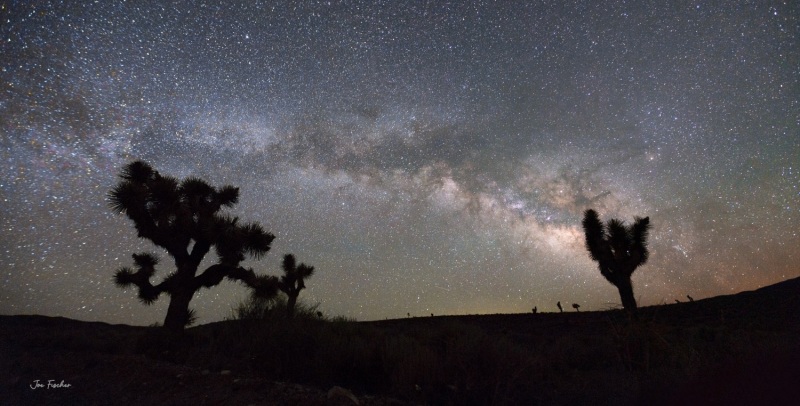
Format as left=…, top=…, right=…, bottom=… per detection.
left=163, top=288, right=193, bottom=332
left=286, top=293, right=298, bottom=318
left=615, top=277, right=637, bottom=311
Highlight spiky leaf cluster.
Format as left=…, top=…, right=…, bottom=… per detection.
left=582, top=209, right=651, bottom=283
left=108, top=161, right=257, bottom=252
left=279, top=254, right=315, bottom=295
left=113, top=252, right=161, bottom=305
left=108, top=160, right=274, bottom=261
left=212, top=215, right=274, bottom=265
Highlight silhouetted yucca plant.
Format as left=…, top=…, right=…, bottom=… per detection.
left=109, top=160, right=279, bottom=331
left=582, top=209, right=651, bottom=311
left=278, top=254, right=315, bottom=318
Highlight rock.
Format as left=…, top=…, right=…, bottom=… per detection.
left=220, top=370, right=231, bottom=375
left=327, top=386, right=359, bottom=405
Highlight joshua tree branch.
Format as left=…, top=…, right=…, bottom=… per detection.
left=194, top=263, right=238, bottom=289
left=114, top=266, right=164, bottom=305
left=227, top=267, right=279, bottom=298
left=189, top=239, right=212, bottom=266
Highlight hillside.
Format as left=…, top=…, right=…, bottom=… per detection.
left=2, top=276, right=799, bottom=405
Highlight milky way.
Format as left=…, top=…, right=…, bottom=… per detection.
left=1, top=1, right=798, bottom=324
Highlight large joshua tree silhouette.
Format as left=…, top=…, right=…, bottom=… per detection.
left=109, top=160, right=279, bottom=331
left=581, top=209, right=651, bottom=311
left=278, top=254, right=315, bottom=318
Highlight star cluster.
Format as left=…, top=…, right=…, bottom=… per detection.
left=1, top=1, right=798, bottom=324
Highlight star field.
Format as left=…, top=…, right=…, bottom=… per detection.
left=1, top=1, right=798, bottom=324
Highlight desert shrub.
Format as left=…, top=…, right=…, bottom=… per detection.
left=215, top=299, right=547, bottom=404
left=231, top=293, right=321, bottom=322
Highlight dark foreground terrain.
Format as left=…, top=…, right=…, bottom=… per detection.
left=2, top=277, right=800, bottom=405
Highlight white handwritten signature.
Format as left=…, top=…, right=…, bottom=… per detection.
left=30, top=379, right=71, bottom=389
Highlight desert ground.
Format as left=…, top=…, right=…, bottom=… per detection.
left=2, top=276, right=799, bottom=405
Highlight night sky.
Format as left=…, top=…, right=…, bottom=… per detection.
left=2, top=1, right=798, bottom=325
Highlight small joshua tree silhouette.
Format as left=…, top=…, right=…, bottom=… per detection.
left=687, top=295, right=694, bottom=302
left=109, top=161, right=278, bottom=332
left=278, top=254, right=315, bottom=319
left=582, top=209, right=651, bottom=311
left=532, top=307, right=537, bottom=314
left=572, top=303, right=580, bottom=312
left=557, top=301, right=563, bottom=313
